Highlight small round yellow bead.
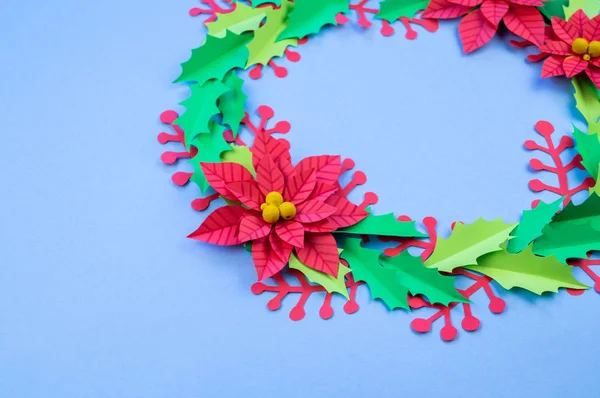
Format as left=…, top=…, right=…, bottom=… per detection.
left=584, top=54, right=591, bottom=61
left=279, top=201, right=297, bottom=220
left=262, top=204, right=280, bottom=224
left=572, top=37, right=589, bottom=55
left=589, top=40, right=600, bottom=57
left=260, top=203, right=267, bottom=211
left=265, top=191, right=284, bottom=207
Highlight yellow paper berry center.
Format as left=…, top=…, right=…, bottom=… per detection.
left=589, top=41, right=600, bottom=57
left=279, top=202, right=297, bottom=220
left=261, top=192, right=296, bottom=223
left=262, top=204, right=280, bottom=224
left=572, top=38, right=589, bottom=55
left=265, top=191, right=283, bottom=206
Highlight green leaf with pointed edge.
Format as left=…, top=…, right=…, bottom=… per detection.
left=548, top=192, right=600, bottom=229
left=467, top=245, right=589, bottom=294
left=335, top=213, right=428, bottom=238
left=380, top=252, right=469, bottom=306
left=175, top=80, right=230, bottom=148
left=277, top=0, right=349, bottom=41
left=189, top=121, right=232, bottom=194
left=252, top=0, right=282, bottom=7
left=508, top=198, right=563, bottom=254
left=220, top=144, right=255, bottom=176
left=375, top=0, right=429, bottom=21
left=206, top=3, right=266, bottom=38
left=218, top=71, right=247, bottom=137
left=247, top=2, right=298, bottom=66
left=572, top=75, right=600, bottom=135
left=175, top=30, right=253, bottom=85
left=533, top=221, right=600, bottom=262
left=594, top=168, right=600, bottom=194
left=564, top=0, right=600, bottom=19
left=289, top=251, right=350, bottom=299
left=574, top=126, right=600, bottom=179
left=340, top=238, right=410, bottom=310
left=539, top=0, right=568, bottom=19
left=424, top=218, right=518, bottom=273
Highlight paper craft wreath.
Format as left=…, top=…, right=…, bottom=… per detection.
left=158, top=0, right=600, bottom=341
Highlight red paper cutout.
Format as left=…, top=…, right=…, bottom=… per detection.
left=295, top=200, right=338, bottom=223
left=276, top=221, right=305, bottom=248
left=239, top=213, right=271, bottom=242
left=285, top=169, right=317, bottom=204
left=202, top=162, right=255, bottom=201
left=480, top=0, right=509, bottom=27
left=253, top=236, right=289, bottom=280
left=458, top=9, right=497, bottom=54
left=295, top=155, right=342, bottom=186
left=296, top=233, right=340, bottom=276
left=188, top=205, right=246, bottom=245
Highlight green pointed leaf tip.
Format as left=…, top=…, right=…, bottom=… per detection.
left=533, top=221, right=600, bottom=263
left=289, top=252, right=350, bottom=299
left=574, top=126, right=600, bottom=179
left=550, top=192, right=600, bottom=229
left=375, top=0, right=430, bottom=21
left=247, top=3, right=298, bottom=66
left=467, top=245, right=589, bottom=294
left=340, top=238, right=411, bottom=310
left=218, top=71, right=247, bottom=136
left=206, top=2, right=266, bottom=38
left=572, top=75, right=600, bottom=135
left=335, top=213, right=427, bottom=238
left=508, top=198, right=563, bottom=254
left=189, top=122, right=232, bottom=193
left=220, top=144, right=255, bottom=176
left=252, top=0, right=283, bottom=6
left=380, top=252, right=469, bottom=306
left=277, top=0, right=350, bottom=41
left=424, top=218, right=518, bottom=273
left=539, top=0, right=568, bottom=19
left=175, top=30, right=253, bottom=85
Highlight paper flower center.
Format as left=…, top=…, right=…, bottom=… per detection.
left=572, top=38, right=600, bottom=59
left=261, top=191, right=296, bottom=223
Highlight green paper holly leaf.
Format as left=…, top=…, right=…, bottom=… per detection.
left=380, top=252, right=469, bottom=306
left=375, top=0, right=429, bottom=22
left=424, top=218, right=518, bottom=273
left=289, top=251, right=350, bottom=299
left=539, top=0, right=568, bottom=19
left=206, top=3, right=266, bottom=38
left=189, top=121, right=232, bottom=193
left=247, top=3, right=298, bottom=67
left=572, top=75, right=600, bottom=135
left=174, top=30, right=253, bottom=86
left=175, top=80, right=230, bottom=148
left=573, top=126, right=600, bottom=179
left=277, top=0, right=349, bottom=41
left=594, top=168, right=600, bottom=194
left=533, top=221, right=600, bottom=263
left=218, top=71, right=247, bottom=136
left=564, top=0, right=600, bottom=19
left=340, top=238, right=411, bottom=310
left=508, top=198, right=563, bottom=254
left=335, top=213, right=428, bottom=238
left=220, top=144, right=255, bottom=175
left=467, top=245, right=589, bottom=294
left=549, top=192, right=600, bottom=229
left=252, top=0, right=283, bottom=7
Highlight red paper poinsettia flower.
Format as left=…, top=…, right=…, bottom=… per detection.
left=423, top=0, right=545, bottom=53
left=188, top=131, right=368, bottom=280
left=538, top=10, right=600, bottom=88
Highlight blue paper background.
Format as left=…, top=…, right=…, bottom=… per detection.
left=1, top=0, right=598, bottom=397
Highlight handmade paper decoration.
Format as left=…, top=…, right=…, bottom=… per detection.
left=158, top=0, right=600, bottom=341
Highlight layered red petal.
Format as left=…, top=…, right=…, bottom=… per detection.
left=583, top=14, right=600, bottom=42
left=294, top=155, right=341, bottom=185
left=256, top=154, right=285, bottom=196
left=228, top=181, right=264, bottom=210
left=447, top=0, right=483, bottom=7
left=251, top=131, right=293, bottom=176
left=551, top=16, right=579, bottom=45
left=422, top=0, right=471, bottom=19
left=238, top=212, right=271, bottom=243
left=563, top=55, right=588, bottom=77
left=569, top=9, right=589, bottom=37
left=585, top=66, right=600, bottom=90
left=480, top=0, right=508, bottom=26
left=252, top=237, right=289, bottom=280
left=285, top=169, right=317, bottom=204
left=302, top=219, right=337, bottom=233
left=539, top=40, right=572, bottom=56
left=269, top=233, right=293, bottom=263
left=188, top=206, right=247, bottom=246
left=325, top=194, right=369, bottom=229
left=458, top=9, right=498, bottom=53
left=507, top=0, right=542, bottom=6
left=541, top=55, right=566, bottom=77
left=503, top=6, right=544, bottom=46
left=200, top=162, right=254, bottom=201
left=276, top=221, right=305, bottom=248
left=307, top=181, right=338, bottom=202
left=295, top=200, right=338, bottom=223
left=296, top=233, right=340, bottom=277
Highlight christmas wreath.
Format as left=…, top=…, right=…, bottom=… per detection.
left=158, top=0, right=600, bottom=341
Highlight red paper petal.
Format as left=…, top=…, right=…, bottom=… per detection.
left=238, top=213, right=271, bottom=243
left=551, top=16, right=579, bottom=44
left=307, top=181, right=338, bottom=202
left=590, top=58, right=600, bottom=68
left=508, top=0, right=542, bottom=6
left=502, top=6, right=545, bottom=46
left=276, top=221, right=305, bottom=248
left=188, top=206, right=247, bottom=245
left=294, top=155, right=341, bottom=185
left=570, top=10, right=590, bottom=37
left=295, top=200, right=338, bottom=223
left=422, top=0, right=472, bottom=19
left=539, top=40, right=572, bottom=55
left=458, top=9, right=498, bottom=53
left=256, top=155, right=285, bottom=196
left=200, top=162, right=254, bottom=201
left=480, top=0, right=509, bottom=26
left=563, top=55, right=588, bottom=77
left=252, top=237, right=289, bottom=280
left=585, top=66, right=600, bottom=90
left=270, top=232, right=294, bottom=262
left=541, top=55, right=566, bottom=77
left=251, top=131, right=293, bottom=175
left=325, top=194, right=369, bottom=229
left=447, top=0, right=483, bottom=7
left=228, top=181, right=265, bottom=210
left=583, top=14, right=600, bottom=42
left=296, top=233, right=340, bottom=277
left=285, top=169, right=317, bottom=204
left=302, top=219, right=337, bottom=233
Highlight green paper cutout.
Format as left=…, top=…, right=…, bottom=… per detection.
left=572, top=75, right=600, bottom=135
left=594, top=168, right=600, bottom=194
left=175, top=79, right=230, bottom=148
left=533, top=221, right=600, bottom=262
left=539, top=0, right=568, bottom=19
left=467, top=245, right=589, bottom=294
left=218, top=71, right=247, bottom=136
left=340, top=238, right=412, bottom=310
left=247, top=3, right=298, bottom=66
left=220, top=144, right=256, bottom=176
left=380, top=252, right=469, bottom=306
left=289, top=251, right=350, bottom=299
left=508, top=198, right=563, bottom=254
left=206, top=3, right=266, bottom=38
left=252, top=0, right=283, bottom=7
left=549, top=192, right=600, bottom=229
left=277, top=0, right=349, bottom=41
left=424, top=218, right=518, bottom=273
left=573, top=126, right=600, bottom=179
left=189, top=122, right=232, bottom=193
left=564, top=0, right=600, bottom=19
left=174, top=30, right=253, bottom=86
left=375, top=0, right=429, bottom=21
left=335, top=213, right=428, bottom=238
